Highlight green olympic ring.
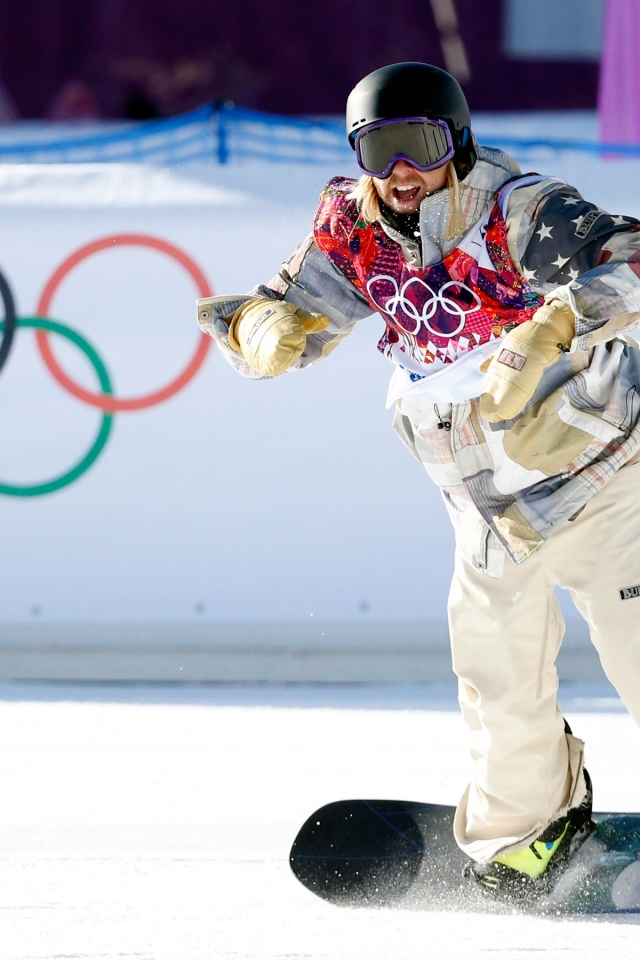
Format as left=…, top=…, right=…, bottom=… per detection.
left=0, top=317, right=114, bottom=497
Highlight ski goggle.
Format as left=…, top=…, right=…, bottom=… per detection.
left=354, top=117, right=455, bottom=179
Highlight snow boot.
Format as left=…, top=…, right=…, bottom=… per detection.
left=463, top=769, right=595, bottom=902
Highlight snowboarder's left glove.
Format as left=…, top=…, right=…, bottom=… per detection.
left=228, top=297, right=329, bottom=377
left=480, top=300, right=575, bottom=422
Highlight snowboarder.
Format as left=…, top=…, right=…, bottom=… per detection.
left=197, top=62, right=640, bottom=900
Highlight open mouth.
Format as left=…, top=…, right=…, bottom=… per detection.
left=392, top=184, right=420, bottom=204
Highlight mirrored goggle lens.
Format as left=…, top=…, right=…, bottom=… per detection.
left=355, top=118, right=454, bottom=178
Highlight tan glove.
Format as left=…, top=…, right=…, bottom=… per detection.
left=228, top=297, right=330, bottom=376
left=480, top=300, right=575, bottom=422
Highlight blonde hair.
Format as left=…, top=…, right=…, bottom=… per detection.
left=349, top=160, right=465, bottom=242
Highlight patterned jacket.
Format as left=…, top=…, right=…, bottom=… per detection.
left=198, top=144, right=640, bottom=574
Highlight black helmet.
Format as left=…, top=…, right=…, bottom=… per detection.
left=346, top=62, right=476, bottom=178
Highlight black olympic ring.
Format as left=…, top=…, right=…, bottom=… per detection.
left=0, top=265, right=17, bottom=374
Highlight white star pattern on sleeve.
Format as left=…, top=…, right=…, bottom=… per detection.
left=536, top=223, right=554, bottom=241
left=551, top=254, right=570, bottom=270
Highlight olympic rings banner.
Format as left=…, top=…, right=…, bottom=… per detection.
left=0, top=161, right=453, bottom=630
left=0, top=234, right=212, bottom=496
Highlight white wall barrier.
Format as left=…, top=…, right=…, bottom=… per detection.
left=0, top=158, right=621, bottom=684
left=0, top=618, right=602, bottom=684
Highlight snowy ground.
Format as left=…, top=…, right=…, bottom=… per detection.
left=1, top=680, right=639, bottom=960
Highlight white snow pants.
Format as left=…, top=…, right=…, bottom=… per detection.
left=449, top=453, right=640, bottom=863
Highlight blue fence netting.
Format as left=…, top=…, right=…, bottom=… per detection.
left=0, top=103, right=352, bottom=166
left=0, top=102, right=638, bottom=166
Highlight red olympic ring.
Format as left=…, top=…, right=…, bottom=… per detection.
left=35, top=233, right=212, bottom=412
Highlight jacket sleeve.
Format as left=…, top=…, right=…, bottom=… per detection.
left=505, top=178, right=640, bottom=349
left=197, top=231, right=373, bottom=379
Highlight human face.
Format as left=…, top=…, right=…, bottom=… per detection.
left=373, top=159, right=449, bottom=215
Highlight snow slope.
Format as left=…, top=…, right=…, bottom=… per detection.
left=1, top=681, right=639, bottom=960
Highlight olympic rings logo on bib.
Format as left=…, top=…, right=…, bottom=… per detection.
left=0, top=234, right=213, bottom=497
left=366, top=274, right=481, bottom=340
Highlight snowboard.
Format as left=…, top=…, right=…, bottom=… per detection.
left=290, top=799, right=640, bottom=914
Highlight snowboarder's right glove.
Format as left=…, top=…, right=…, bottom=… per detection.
left=228, top=297, right=330, bottom=377
left=480, top=300, right=575, bottom=422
